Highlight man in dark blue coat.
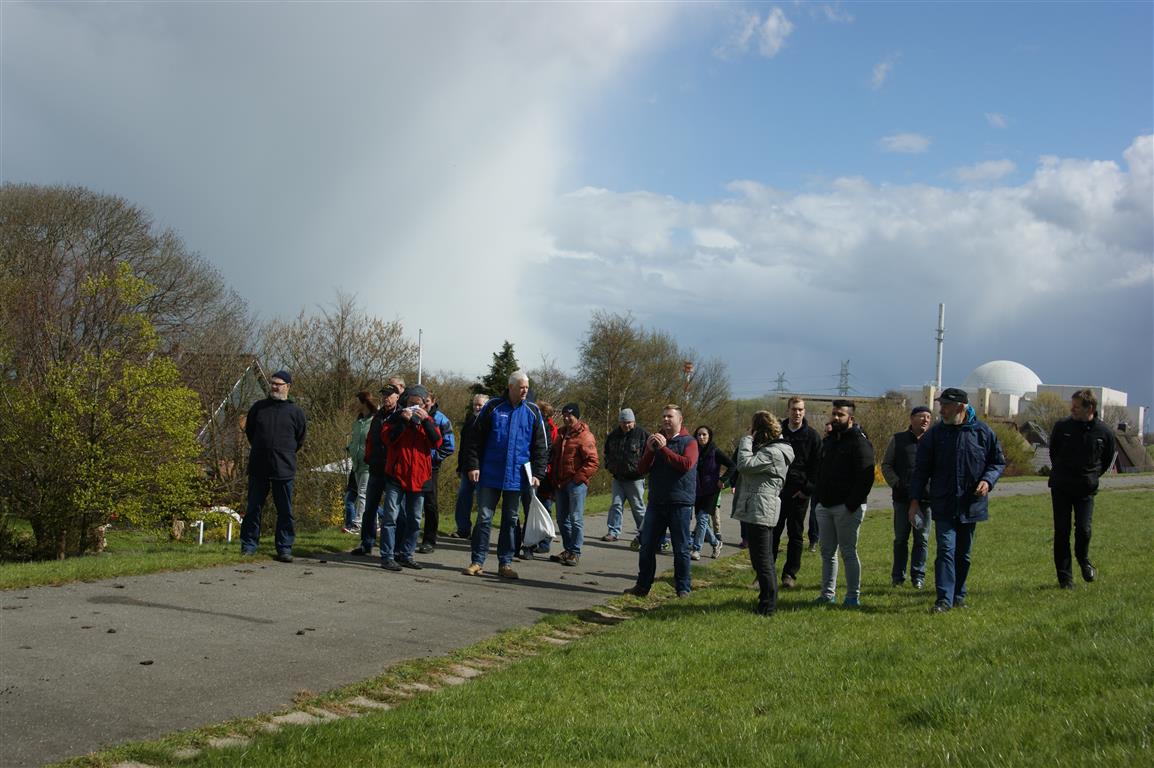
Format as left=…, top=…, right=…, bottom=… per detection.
left=240, top=370, right=308, bottom=562
left=909, top=388, right=1005, bottom=613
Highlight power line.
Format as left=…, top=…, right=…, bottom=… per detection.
left=772, top=372, right=789, bottom=393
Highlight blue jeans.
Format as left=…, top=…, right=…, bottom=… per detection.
left=934, top=513, right=976, bottom=607
left=691, top=505, right=719, bottom=552
left=892, top=500, right=931, bottom=583
left=241, top=475, right=295, bottom=555
left=634, top=503, right=692, bottom=595
left=359, top=473, right=389, bottom=552
left=816, top=503, right=864, bottom=601
left=343, top=470, right=369, bottom=529
left=454, top=473, right=477, bottom=537
left=384, top=477, right=423, bottom=562
left=606, top=478, right=646, bottom=538
left=555, top=482, right=588, bottom=556
left=471, top=485, right=533, bottom=567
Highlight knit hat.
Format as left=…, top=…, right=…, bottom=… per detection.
left=619, top=408, right=635, bottom=422
left=270, top=370, right=292, bottom=385
left=561, top=402, right=581, bottom=418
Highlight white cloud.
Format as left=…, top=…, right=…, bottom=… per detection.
left=879, top=132, right=931, bottom=153
left=985, top=112, right=1009, bottom=128
left=715, top=7, right=793, bottom=59
left=871, top=53, right=899, bottom=89
left=954, top=159, right=1017, bottom=183
left=819, top=4, right=855, bottom=23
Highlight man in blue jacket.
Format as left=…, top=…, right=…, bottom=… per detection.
left=909, top=388, right=1005, bottom=613
left=461, top=370, right=549, bottom=580
left=240, top=370, right=307, bottom=563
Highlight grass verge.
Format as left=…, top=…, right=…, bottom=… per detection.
left=53, top=489, right=1153, bottom=767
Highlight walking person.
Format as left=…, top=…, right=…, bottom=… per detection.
left=813, top=400, right=875, bottom=607
left=1048, top=389, right=1116, bottom=589
left=691, top=425, right=733, bottom=560
left=547, top=403, right=599, bottom=567
left=909, top=388, right=1005, bottom=613
left=881, top=406, right=934, bottom=589
left=240, top=371, right=307, bottom=563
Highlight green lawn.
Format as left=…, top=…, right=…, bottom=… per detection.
left=56, top=489, right=1153, bottom=767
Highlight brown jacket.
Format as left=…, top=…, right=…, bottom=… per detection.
left=549, top=420, right=600, bottom=487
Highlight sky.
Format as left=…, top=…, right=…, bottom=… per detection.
left=3, top=1, right=1152, bottom=408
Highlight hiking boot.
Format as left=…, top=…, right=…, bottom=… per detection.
left=622, top=585, right=649, bottom=597
left=498, top=565, right=519, bottom=580
left=781, top=574, right=797, bottom=589
left=549, top=553, right=567, bottom=563
left=380, top=559, right=403, bottom=572
left=398, top=558, right=423, bottom=570
left=690, top=550, right=701, bottom=561
left=417, top=543, right=435, bottom=554
left=463, top=563, right=484, bottom=576
left=711, top=542, right=723, bottom=559
left=630, top=538, right=641, bottom=552
left=273, top=553, right=294, bottom=563
left=1080, top=562, right=1097, bottom=582
left=561, top=554, right=579, bottom=567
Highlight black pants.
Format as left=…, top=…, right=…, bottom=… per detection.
left=1052, top=488, right=1094, bottom=584
left=773, top=493, right=808, bottom=580
left=746, top=522, right=778, bottom=615
left=421, top=468, right=441, bottom=546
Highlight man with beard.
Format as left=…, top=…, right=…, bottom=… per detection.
left=910, top=388, right=1005, bottom=613
left=240, top=370, right=307, bottom=563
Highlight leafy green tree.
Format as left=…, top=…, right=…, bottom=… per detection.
left=1018, top=392, right=1068, bottom=435
left=992, top=422, right=1035, bottom=477
left=472, top=341, right=520, bottom=396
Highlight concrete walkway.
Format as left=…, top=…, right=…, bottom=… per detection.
left=2, top=475, right=1148, bottom=766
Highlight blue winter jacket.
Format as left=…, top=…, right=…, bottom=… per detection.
left=463, top=396, right=549, bottom=491
left=429, top=407, right=455, bottom=470
left=909, top=406, right=1005, bottom=523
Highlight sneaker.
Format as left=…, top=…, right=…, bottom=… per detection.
left=711, top=542, right=723, bottom=559
left=1080, top=562, right=1097, bottom=582
left=463, top=563, right=484, bottom=576
left=601, top=534, right=618, bottom=542
left=498, top=565, right=519, bottom=580
left=781, top=574, right=797, bottom=590
left=240, top=549, right=257, bottom=557
left=380, top=559, right=403, bottom=572
left=274, top=553, right=294, bottom=563
left=912, top=578, right=925, bottom=590
left=676, top=591, right=690, bottom=598
left=931, top=600, right=951, bottom=613
left=622, top=585, right=649, bottom=597
left=341, top=526, right=359, bottom=535
left=417, top=543, right=435, bottom=554
left=629, top=538, right=641, bottom=552
left=812, top=595, right=834, bottom=605
left=397, top=558, right=423, bottom=570
left=561, top=554, right=580, bottom=567
left=1059, top=580, right=1076, bottom=590
left=534, top=543, right=550, bottom=554
left=842, top=596, right=860, bottom=608
left=690, top=550, right=701, bottom=561
left=808, top=542, right=817, bottom=553
left=548, top=553, right=567, bottom=563
left=447, top=531, right=469, bottom=539
left=515, top=549, right=530, bottom=561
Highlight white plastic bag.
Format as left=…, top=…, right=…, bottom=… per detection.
left=523, top=491, right=556, bottom=550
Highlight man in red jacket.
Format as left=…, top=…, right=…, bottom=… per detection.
left=380, top=385, right=442, bottom=572
left=547, top=403, right=599, bottom=566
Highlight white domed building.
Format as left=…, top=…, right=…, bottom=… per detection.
left=961, top=360, right=1042, bottom=417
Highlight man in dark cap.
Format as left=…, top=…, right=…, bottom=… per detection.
left=909, top=388, right=1005, bottom=613
left=881, top=405, right=934, bottom=589
left=547, top=403, right=599, bottom=566
left=240, top=370, right=307, bottom=562
left=352, top=382, right=402, bottom=557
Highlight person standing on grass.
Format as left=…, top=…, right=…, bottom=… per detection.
left=909, top=388, right=1005, bottom=614
left=602, top=408, right=649, bottom=548
left=547, top=403, right=599, bottom=567
left=351, top=383, right=401, bottom=556
left=776, top=396, right=822, bottom=588
left=342, top=391, right=377, bottom=535
left=812, top=400, right=875, bottom=607
left=1048, top=389, right=1116, bottom=590
left=449, top=393, right=489, bottom=540
left=462, top=370, right=549, bottom=580
left=623, top=404, right=698, bottom=599
left=691, top=425, right=733, bottom=560
left=416, top=391, right=455, bottom=555
left=240, top=370, right=307, bottom=563
left=380, top=385, right=443, bottom=572
left=732, top=411, right=795, bottom=616
left=881, top=406, right=934, bottom=590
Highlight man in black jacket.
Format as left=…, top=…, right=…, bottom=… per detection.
left=351, top=383, right=402, bottom=556
left=776, top=397, right=821, bottom=588
left=881, top=406, right=933, bottom=589
left=1049, top=389, right=1117, bottom=589
left=240, top=370, right=307, bottom=563
left=602, top=408, right=650, bottom=547
left=813, top=400, right=875, bottom=607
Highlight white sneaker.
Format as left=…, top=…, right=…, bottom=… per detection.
left=690, top=550, right=701, bottom=561
left=711, top=542, right=723, bottom=559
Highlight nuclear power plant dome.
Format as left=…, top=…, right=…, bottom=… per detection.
left=962, top=360, right=1043, bottom=397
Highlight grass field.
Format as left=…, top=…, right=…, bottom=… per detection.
left=55, top=488, right=1153, bottom=767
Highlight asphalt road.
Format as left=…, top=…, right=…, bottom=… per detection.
left=1, top=475, right=1149, bottom=767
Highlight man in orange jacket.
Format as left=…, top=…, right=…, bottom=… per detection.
left=547, top=403, right=599, bottom=566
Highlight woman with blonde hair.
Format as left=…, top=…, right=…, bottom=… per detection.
left=732, top=410, right=794, bottom=616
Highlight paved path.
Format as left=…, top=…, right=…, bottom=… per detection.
left=2, top=475, right=1148, bottom=766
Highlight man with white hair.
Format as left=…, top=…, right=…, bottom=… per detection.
left=461, top=370, right=549, bottom=580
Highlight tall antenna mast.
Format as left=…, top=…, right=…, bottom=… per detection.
left=934, top=304, right=945, bottom=390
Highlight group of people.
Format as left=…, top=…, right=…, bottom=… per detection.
left=240, top=369, right=1117, bottom=616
